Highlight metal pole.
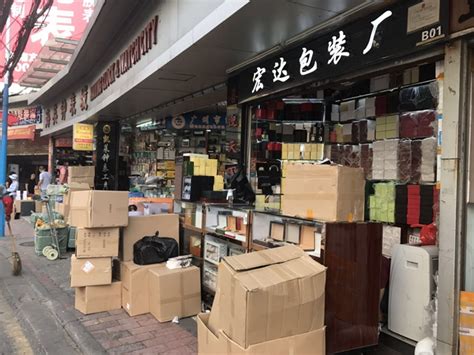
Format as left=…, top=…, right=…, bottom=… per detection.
left=0, top=75, right=9, bottom=237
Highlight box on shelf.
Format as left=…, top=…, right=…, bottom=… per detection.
left=204, top=235, right=228, bottom=265
left=75, top=227, right=120, bottom=258
left=189, top=235, right=201, bottom=257
left=75, top=281, right=121, bottom=315
left=198, top=313, right=325, bottom=355
left=281, top=164, right=365, bottom=222
left=203, top=262, right=218, bottom=291
left=120, top=214, right=179, bottom=262
left=120, top=261, right=161, bottom=316
left=70, top=255, right=112, bottom=287
left=149, top=265, right=201, bottom=322
left=208, top=245, right=326, bottom=348
left=69, top=190, right=129, bottom=228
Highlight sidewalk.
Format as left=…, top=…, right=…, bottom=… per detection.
left=0, top=219, right=197, bottom=354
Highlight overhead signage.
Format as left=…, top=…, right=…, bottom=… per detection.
left=90, top=15, right=159, bottom=101
left=0, top=124, right=36, bottom=140
left=166, top=114, right=226, bottom=130
left=450, top=0, right=474, bottom=33
left=6, top=106, right=42, bottom=126
left=95, top=122, right=119, bottom=190
left=55, top=137, right=73, bottom=148
left=73, top=123, right=94, bottom=151
left=234, top=0, right=449, bottom=102
left=43, top=14, right=158, bottom=131
left=2, top=0, right=93, bottom=83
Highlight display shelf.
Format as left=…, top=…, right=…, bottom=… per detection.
left=334, top=78, right=437, bottom=104
left=182, top=223, right=203, bottom=234
left=205, top=228, right=247, bottom=243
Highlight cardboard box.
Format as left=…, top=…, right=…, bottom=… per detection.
left=281, top=164, right=365, bottom=222
left=208, top=245, right=326, bottom=348
left=460, top=291, right=474, bottom=354
left=75, top=227, right=120, bottom=258
left=198, top=313, right=326, bottom=355
left=120, top=214, right=179, bottom=262
left=70, top=255, right=112, bottom=287
left=69, top=190, right=129, bottom=228
left=75, top=281, right=122, bottom=315
left=68, top=166, right=95, bottom=187
left=120, top=261, right=162, bottom=316
left=149, top=265, right=201, bottom=322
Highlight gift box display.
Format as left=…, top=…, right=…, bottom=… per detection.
left=399, top=110, right=437, bottom=138
left=369, top=182, right=396, bottom=223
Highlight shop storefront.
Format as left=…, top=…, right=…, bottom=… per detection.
left=19, top=0, right=473, bottom=353
left=213, top=0, right=458, bottom=353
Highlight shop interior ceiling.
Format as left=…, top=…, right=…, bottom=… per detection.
left=31, top=0, right=385, bottom=129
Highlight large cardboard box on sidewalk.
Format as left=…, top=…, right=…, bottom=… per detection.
left=75, top=227, right=120, bottom=258
left=208, top=245, right=326, bottom=348
left=281, top=164, right=365, bottom=222
left=120, top=214, right=179, bottom=262
left=68, top=166, right=95, bottom=187
left=75, top=281, right=122, bottom=315
left=69, top=190, right=129, bottom=228
left=120, top=261, right=161, bottom=316
left=149, top=265, right=201, bottom=322
left=61, top=182, right=90, bottom=220
left=198, top=313, right=325, bottom=355
left=70, top=255, right=112, bottom=287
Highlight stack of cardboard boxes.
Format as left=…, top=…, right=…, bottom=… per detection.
left=70, top=190, right=129, bottom=314
left=198, top=245, right=327, bottom=354
left=70, top=200, right=202, bottom=322
left=119, top=214, right=201, bottom=321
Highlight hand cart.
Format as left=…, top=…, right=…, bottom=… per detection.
left=40, top=196, right=63, bottom=261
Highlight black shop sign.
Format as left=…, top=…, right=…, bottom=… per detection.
left=95, top=122, right=119, bottom=190
left=233, top=0, right=449, bottom=103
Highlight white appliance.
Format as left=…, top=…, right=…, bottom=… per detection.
left=388, top=244, right=438, bottom=342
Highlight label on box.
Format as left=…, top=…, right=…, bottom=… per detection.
left=82, top=261, right=95, bottom=273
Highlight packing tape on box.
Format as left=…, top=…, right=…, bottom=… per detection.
left=460, top=327, right=474, bottom=337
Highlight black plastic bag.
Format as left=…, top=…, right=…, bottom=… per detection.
left=133, top=232, right=178, bottom=265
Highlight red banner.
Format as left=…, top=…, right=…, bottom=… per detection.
left=3, top=0, right=94, bottom=84
left=5, top=125, right=36, bottom=140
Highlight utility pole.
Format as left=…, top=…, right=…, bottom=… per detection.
left=0, top=75, right=9, bottom=237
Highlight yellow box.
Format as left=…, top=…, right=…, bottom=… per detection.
left=205, top=167, right=216, bottom=176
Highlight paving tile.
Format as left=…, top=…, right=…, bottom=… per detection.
left=119, top=332, right=154, bottom=345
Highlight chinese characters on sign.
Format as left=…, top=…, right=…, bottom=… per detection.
left=95, top=122, right=119, bottom=190
left=101, top=124, right=111, bottom=190
left=167, top=114, right=226, bottom=130
left=8, top=106, right=42, bottom=126
left=242, top=0, right=447, bottom=101
left=4, top=0, right=94, bottom=83
left=72, top=123, right=94, bottom=151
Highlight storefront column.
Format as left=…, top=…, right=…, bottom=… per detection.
left=437, top=39, right=469, bottom=354
left=48, top=137, right=54, bottom=173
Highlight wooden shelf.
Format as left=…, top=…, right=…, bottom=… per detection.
left=182, top=223, right=203, bottom=234
left=205, top=228, right=246, bottom=243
